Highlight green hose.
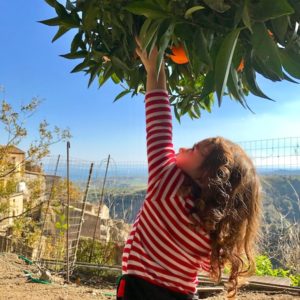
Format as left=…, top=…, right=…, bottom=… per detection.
left=103, top=292, right=116, bottom=296
left=18, top=255, right=33, bottom=265
left=23, top=270, right=51, bottom=284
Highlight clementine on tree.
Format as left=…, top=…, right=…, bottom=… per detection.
left=268, top=30, right=274, bottom=37
left=168, top=43, right=189, bottom=64
left=237, top=58, right=244, bottom=72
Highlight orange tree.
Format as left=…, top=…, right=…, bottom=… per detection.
left=40, top=0, right=300, bottom=121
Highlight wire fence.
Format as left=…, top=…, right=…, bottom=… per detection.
left=239, top=136, right=300, bottom=175
left=35, top=149, right=148, bottom=279
left=1, top=136, right=300, bottom=280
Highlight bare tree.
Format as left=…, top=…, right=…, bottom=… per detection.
left=0, top=87, right=72, bottom=179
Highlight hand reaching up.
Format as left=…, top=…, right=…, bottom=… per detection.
left=135, top=36, right=165, bottom=76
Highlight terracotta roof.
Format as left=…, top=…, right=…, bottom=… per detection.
left=0, top=145, right=25, bottom=154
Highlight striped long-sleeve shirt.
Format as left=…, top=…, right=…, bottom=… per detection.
left=122, top=89, right=212, bottom=295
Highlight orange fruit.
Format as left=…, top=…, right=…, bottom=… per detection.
left=168, top=44, right=189, bottom=64
left=268, top=30, right=274, bottom=37
left=237, top=58, right=244, bottom=72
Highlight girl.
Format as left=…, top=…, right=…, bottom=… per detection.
left=116, top=37, right=263, bottom=300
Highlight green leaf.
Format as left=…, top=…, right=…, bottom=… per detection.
left=52, top=26, right=71, bottom=42
left=227, top=65, right=246, bottom=107
left=147, top=31, right=159, bottom=64
left=39, top=15, right=79, bottom=28
left=45, top=0, right=56, bottom=8
left=283, top=72, right=299, bottom=84
left=203, top=0, right=231, bottom=13
left=82, top=0, right=99, bottom=30
left=92, top=50, right=109, bottom=60
left=55, top=222, right=62, bottom=230
left=157, top=18, right=173, bottom=44
left=113, top=89, right=131, bottom=102
left=124, top=2, right=168, bottom=19
left=251, top=23, right=283, bottom=79
left=188, top=108, right=196, bottom=119
left=98, top=63, right=114, bottom=87
left=60, top=18, right=80, bottom=28
left=288, top=0, right=300, bottom=17
left=242, top=0, right=252, bottom=32
left=62, top=223, right=68, bottom=230
left=154, top=0, right=169, bottom=11
left=243, top=59, right=274, bottom=101
left=140, top=20, right=160, bottom=51
left=66, top=0, right=75, bottom=10
left=252, top=55, right=282, bottom=81
left=228, top=66, right=255, bottom=113
left=279, top=48, right=300, bottom=79
left=200, top=93, right=214, bottom=113
left=126, top=68, right=139, bottom=89
left=60, top=50, right=88, bottom=59
left=71, top=60, right=92, bottom=73
left=200, top=71, right=215, bottom=107
left=71, top=32, right=84, bottom=53
left=139, top=18, right=152, bottom=41
left=184, top=6, right=205, bottom=19
left=271, top=16, right=289, bottom=44
left=60, top=214, right=66, bottom=222
left=111, top=56, right=131, bottom=72
left=137, top=83, right=144, bottom=93
left=111, top=73, right=121, bottom=84
left=249, top=0, right=294, bottom=21
left=215, top=28, right=241, bottom=106
left=114, top=66, right=125, bottom=82
left=52, top=0, right=69, bottom=18
left=88, top=64, right=102, bottom=87
left=174, top=105, right=181, bottom=124
left=181, top=39, right=192, bottom=68
left=38, top=17, right=62, bottom=26
left=111, top=14, right=127, bottom=36
left=193, top=28, right=213, bottom=69
left=192, top=102, right=201, bottom=118
left=156, top=22, right=175, bottom=81
left=233, top=1, right=244, bottom=28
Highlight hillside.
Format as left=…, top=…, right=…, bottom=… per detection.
left=97, top=175, right=300, bottom=225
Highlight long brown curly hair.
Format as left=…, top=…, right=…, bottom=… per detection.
left=177, top=136, right=263, bottom=298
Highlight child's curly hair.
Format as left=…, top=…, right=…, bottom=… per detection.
left=177, top=136, right=263, bottom=298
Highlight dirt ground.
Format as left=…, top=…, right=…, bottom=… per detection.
left=0, top=253, right=114, bottom=300
left=202, top=291, right=299, bottom=299
left=0, top=253, right=299, bottom=300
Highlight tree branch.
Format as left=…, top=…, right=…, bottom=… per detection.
left=0, top=201, right=45, bottom=224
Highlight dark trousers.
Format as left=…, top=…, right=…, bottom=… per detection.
left=116, top=274, right=195, bottom=300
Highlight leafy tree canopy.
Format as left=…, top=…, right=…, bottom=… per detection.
left=40, top=0, right=300, bottom=121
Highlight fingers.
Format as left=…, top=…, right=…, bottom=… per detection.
left=134, top=36, right=143, bottom=59
left=135, top=47, right=142, bottom=58
left=135, top=36, right=142, bottom=48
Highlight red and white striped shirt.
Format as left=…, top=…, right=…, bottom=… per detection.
left=122, top=89, right=212, bottom=295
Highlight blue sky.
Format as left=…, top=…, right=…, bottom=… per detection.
left=0, top=1, right=299, bottom=163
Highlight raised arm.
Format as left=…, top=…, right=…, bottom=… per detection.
left=135, top=37, right=183, bottom=194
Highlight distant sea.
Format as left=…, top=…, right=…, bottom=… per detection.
left=42, top=161, right=300, bottom=181
left=42, top=163, right=148, bottom=181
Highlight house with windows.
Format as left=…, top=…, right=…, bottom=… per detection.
left=0, top=145, right=27, bottom=232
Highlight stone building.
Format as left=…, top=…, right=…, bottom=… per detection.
left=0, top=145, right=26, bottom=178
left=0, top=192, right=24, bottom=231
left=0, top=145, right=26, bottom=232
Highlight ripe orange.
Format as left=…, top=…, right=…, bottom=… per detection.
left=268, top=30, right=274, bottom=37
left=237, top=58, right=244, bottom=72
left=168, top=44, right=189, bottom=64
